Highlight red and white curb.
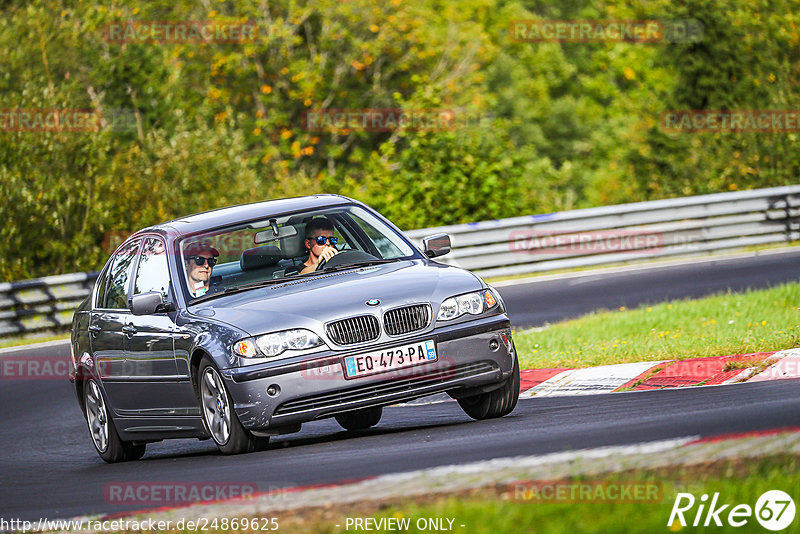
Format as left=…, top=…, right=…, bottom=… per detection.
left=749, top=349, right=800, bottom=382
left=519, top=361, right=667, bottom=398
left=404, top=349, right=799, bottom=406
left=518, top=348, right=800, bottom=398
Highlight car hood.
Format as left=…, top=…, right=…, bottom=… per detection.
left=187, top=260, right=483, bottom=336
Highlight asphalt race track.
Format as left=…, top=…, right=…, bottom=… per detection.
left=498, top=248, right=800, bottom=327
left=1, top=250, right=799, bottom=521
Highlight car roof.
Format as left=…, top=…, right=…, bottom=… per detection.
left=138, top=194, right=357, bottom=238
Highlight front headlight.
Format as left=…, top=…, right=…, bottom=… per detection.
left=232, top=328, right=326, bottom=359
left=437, top=289, right=499, bottom=321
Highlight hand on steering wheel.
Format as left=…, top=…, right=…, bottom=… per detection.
left=314, top=246, right=339, bottom=272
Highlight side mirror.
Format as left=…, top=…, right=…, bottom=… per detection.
left=130, top=292, right=173, bottom=315
left=422, top=233, right=451, bottom=258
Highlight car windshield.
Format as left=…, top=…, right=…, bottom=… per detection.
left=178, top=205, right=418, bottom=302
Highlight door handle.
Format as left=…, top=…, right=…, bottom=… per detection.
left=122, top=324, right=137, bottom=337
left=88, top=324, right=101, bottom=337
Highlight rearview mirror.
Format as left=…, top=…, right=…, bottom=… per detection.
left=422, top=233, right=451, bottom=258
left=130, top=292, right=173, bottom=315
left=254, top=226, right=298, bottom=244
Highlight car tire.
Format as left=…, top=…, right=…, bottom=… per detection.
left=84, top=379, right=146, bottom=463
left=335, top=406, right=383, bottom=431
left=457, top=356, right=520, bottom=420
left=198, top=357, right=269, bottom=454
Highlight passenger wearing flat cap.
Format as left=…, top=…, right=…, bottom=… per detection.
left=184, top=242, right=219, bottom=298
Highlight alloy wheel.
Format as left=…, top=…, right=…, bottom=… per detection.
left=201, top=366, right=231, bottom=445
left=85, top=380, right=109, bottom=452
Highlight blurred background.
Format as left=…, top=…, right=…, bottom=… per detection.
left=1, top=0, right=799, bottom=281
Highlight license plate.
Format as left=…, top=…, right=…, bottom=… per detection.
left=344, top=340, right=437, bottom=379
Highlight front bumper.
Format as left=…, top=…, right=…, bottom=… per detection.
left=222, top=315, right=515, bottom=430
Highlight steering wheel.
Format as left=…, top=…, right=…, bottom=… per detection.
left=314, top=249, right=341, bottom=272
left=315, top=250, right=380, bottom=272
left=314, top=245, right=342, bottom=272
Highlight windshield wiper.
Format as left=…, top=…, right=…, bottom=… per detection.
left=312, top=258, right=397, bottom=274
left=227, top=278, right=294, bottom=292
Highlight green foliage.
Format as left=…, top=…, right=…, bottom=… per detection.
left=0, top=0, right=798, bottom=280
left=624, top=0, right=800, bottom=199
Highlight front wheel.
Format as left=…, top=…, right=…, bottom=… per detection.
left=457, top=356, right=520, bottom=420
left=335, top=406, right=383, bottom=431
left=198, top=358, right=269, bottom=454
left=84, top=379, right=146, bottom=463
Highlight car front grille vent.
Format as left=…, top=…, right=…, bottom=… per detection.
left=384, top=304, right=431, bottom=336
left=327, top=314, right=381, bottom=345
left=273, top=361, right=498, bottom=417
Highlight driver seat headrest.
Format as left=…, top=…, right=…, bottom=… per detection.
left=280, top=224, right=306, bottom=258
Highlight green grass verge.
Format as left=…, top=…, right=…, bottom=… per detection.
left=513, top=281, right=800, bottom=369
left=286, top=455, right=799, bottom=534
left=0, top=332, right=68, bottom=349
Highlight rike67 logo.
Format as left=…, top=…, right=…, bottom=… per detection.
left=668, top=490, right=796, bottom=531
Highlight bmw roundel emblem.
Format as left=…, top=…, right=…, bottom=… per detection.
left=366, top=299, right=380, bottom=306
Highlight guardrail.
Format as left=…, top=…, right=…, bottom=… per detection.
left=2, top=185, right=799, bottom=337
left=0, top=272, right=98, bottom=337
left=404, top=185, right=800, bottom=277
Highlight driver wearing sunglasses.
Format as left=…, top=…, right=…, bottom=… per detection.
left=183, top=242, right=220, bottom=297
left=286, top=218, right=340, bottom=276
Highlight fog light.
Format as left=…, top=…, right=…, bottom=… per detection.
left=267, top=385, right=281, bottom=397
left=489, top=339, right=500, bottom=351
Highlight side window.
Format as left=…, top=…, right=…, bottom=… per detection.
left=94, top=264, right=112, bottom=309
left=104, top=240, right=141, bottom=310
left=134, top=237, right=170, bottom=301
left=351, top=215, right=400, bottom=258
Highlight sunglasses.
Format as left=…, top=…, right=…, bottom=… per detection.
left=310, top=235, right=338, bottom=246
left=189, top=256, right=217, bottom=267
